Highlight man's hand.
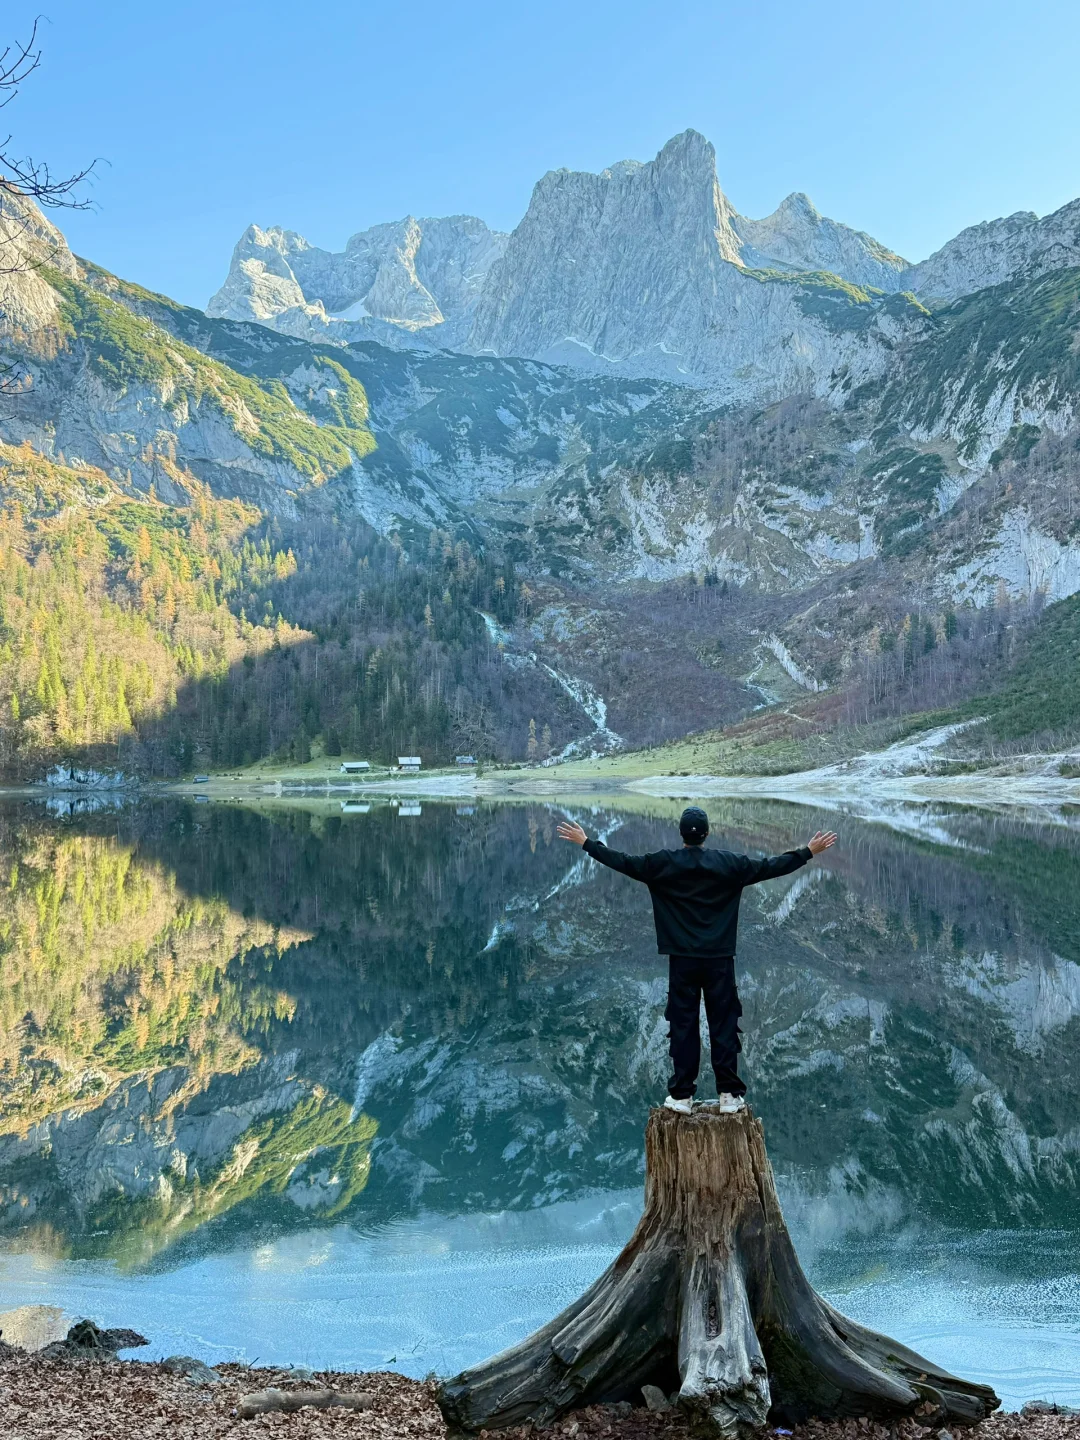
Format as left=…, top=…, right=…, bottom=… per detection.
left=557, top=820, right=588, bottom=846
left=807, top=830, right=837, bottom=856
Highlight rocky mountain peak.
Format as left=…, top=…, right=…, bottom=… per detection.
left=776, top=191, right=821, bottom=219
left=732, top=189, right=908, bottom=289
left=207, top=212, right=508, bottom=349
left=525, top=128, right=730, bottom=228
left=203, top=134, right=1080, bottom=399
left=467, top=137, right=737, bottom=377
left=901, top=199, right=1080, bottom=300
left=652, top=126, right=720, bottom=177
left=207, top=130, right=919, bottom=392
left=580, top=127, right=714, bottom=179
left=467, top=133, right=916, bottom=388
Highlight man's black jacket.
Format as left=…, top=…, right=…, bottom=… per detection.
left=581, top=837, right=813, bottom=956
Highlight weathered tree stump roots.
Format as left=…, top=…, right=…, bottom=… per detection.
left=437, top=1107, right=998, bottom=1435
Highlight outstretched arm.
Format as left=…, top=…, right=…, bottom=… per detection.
left=738, top=830, right=837, bottom=885
left=556, top=821, right=659, bottom=882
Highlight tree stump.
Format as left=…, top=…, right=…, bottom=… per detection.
left=437, top=1107, right=999, bottom=1435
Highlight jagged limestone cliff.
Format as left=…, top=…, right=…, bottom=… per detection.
left=901, top=197, right=1080, bottom=301
left=207, top=213, right=508, bottom=350
left=468, top=130, right=921, bottom=394
left=212, top=131, right=923, bottom=399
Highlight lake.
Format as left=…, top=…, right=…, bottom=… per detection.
left=0, top=792, right=1078, bottom=1409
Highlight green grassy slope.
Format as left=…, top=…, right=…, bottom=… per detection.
left=974, top=592, right=1080, bottom=741
left=0, top=442, right=578, bottom=778
left=50, top=269, right=375, bottom=483
left=75, top=259, right=710, bottom=560
left=879, top=266, right=1080, bottom=459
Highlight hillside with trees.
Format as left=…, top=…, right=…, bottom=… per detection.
left=2, top=166, right=1080, bottom=777
left=0, top=443, right=588, bottom=776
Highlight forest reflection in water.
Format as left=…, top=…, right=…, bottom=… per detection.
left=0, top=792, right=1077, bottom=1399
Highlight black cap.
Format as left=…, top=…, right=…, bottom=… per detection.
left=679, top=806, right=709, bottom=844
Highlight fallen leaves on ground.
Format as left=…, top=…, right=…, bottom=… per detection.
left=0, top=1354, right=1077, bottom=1440
left=0, top=1359, right=440, bottom=1440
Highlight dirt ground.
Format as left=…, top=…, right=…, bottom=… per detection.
left=0, top=1354, right=1076, bottom=1440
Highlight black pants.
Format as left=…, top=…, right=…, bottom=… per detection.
left=665, top=953, right=745, bottom=1100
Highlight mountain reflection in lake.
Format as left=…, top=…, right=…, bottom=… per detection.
left=0, top=795, right=1078, bottom=1405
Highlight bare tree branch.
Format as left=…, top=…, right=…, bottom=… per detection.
left=0, top=16, right=95, bottom=211
left=0, top=155, right=96, bottom=208
left=0, top=17, right=96, bottom=392
left=0, top=19, right=43, bottom=102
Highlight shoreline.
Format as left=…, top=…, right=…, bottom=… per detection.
left=6, top=770, right=1080, bottom=808
left=0, top=1352, right=1077, bottom=1438
left=6, top=716, right=1080, bottom=809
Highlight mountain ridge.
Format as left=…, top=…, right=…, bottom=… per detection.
left=207, top=128, right=1080, bottom=402
left=207, top=212, right=508, bottom=353
left=3, top=172, right=1080, bottom=776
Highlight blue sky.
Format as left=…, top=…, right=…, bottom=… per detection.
left=9, top=0, right=1080, bottom=307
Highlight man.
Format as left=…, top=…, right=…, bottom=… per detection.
left=556, top=807, right=837, bottom=1114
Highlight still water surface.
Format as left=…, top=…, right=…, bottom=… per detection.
left=0, top=794, right=1078, bottom=1407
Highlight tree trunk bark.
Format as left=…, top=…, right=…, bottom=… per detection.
left=437, top=1107, right=999, bottom=1436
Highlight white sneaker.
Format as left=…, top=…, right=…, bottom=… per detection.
left=714, top=1093, right=746, bottom=1113
left=663, top=1095, right=694, bottom=1115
